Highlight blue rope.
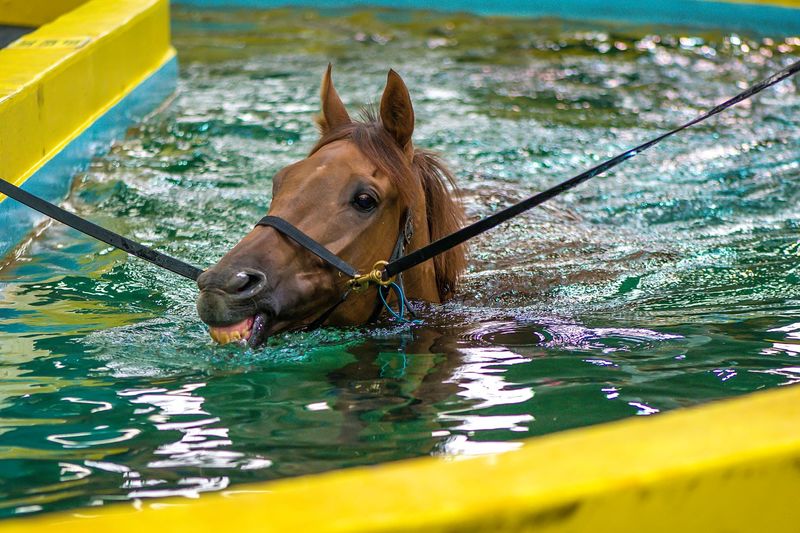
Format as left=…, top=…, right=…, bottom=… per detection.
left=379, top=352, right=407, bottom=379
left=378, top=282, right=422, bottom=324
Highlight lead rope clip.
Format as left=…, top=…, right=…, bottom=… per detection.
left=348, top=260, right=396, bottom=293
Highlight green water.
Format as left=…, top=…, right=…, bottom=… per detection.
left=1, top=6, right=800, bottom=518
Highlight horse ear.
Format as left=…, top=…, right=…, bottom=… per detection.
left=318, top=63, right=351, bottom=133
left=380, top=69, right=415, bottom=152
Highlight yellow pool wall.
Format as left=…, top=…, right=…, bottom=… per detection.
left=0, top=0, right=799, bottom=531
left=0, top=0, right=174, bottom=199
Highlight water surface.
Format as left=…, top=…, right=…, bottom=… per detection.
left=1, top=6, right=799, bottom=517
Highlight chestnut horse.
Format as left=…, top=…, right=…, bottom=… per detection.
left=196, top=66, right=466, bottom=347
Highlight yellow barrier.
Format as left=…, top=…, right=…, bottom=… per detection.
left=0, top=0, right=176, bottom=257
left=1, top=0, right=800, bottom=530
left=0, top=0, right=174, bottom=197
left=2, top=383, right=799, bottom=532
left=0, top=1, right=88, bottom=27
left=726, top=0, right=800, bottom=7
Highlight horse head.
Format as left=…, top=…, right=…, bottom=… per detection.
left=196, top=65, right=466, bottom=346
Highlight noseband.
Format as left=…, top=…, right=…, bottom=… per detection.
left=255, top=209, right=414, bottom=328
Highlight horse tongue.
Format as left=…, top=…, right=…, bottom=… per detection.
left=209, top=316, right=254, bottom=345
left=247, top=313, right=268, bottom=348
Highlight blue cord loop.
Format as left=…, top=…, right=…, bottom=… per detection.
left=378, top=282, right=422, bottom=324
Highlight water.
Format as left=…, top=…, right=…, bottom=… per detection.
left=1, top=6, right=799, bottom=518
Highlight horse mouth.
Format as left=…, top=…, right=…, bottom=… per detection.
left=208, top=313, right=269, bottom=347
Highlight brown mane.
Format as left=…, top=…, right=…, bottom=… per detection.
left=310, top=110, right=467, bottom=300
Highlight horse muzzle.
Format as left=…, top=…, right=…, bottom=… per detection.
left=196, top=267, right=277, bottom=347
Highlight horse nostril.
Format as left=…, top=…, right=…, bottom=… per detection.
left=228, top=270, right=266, bottom=298
left=236, top=273, right=259, bottom=292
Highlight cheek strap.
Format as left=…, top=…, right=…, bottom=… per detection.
left=255, top=210, right=415, bottom=328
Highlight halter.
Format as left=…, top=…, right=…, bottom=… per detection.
left=255, top=209, right=415, bottom=329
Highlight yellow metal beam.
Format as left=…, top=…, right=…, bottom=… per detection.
left=2, top=384, right=799, bottom=532
left=0, top=0, right=174, bottom=203
left=722, top=0, right=800, bottom=7
left=0, top=1, right=89, bottom=27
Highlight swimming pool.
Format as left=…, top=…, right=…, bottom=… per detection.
left=1, top=3, right=799, bottom=521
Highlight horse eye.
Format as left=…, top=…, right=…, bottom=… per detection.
left=352, top=192, right=378, bottom=212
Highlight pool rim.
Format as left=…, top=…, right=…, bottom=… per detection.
left=1, top=0, right=799, bottom=530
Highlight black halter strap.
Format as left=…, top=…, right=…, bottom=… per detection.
left=256, top=210, right=414, bottom=329
left=278, top=59, right=800, bottom=290
left=367, top=209, right=414, bottom=323
left=255, top=215, right=359, bottom=278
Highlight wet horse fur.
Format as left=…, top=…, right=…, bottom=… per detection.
left=196, top=65, right=466, bottom=346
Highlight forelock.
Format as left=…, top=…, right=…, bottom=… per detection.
left=309, top=110, right=420, bottom=208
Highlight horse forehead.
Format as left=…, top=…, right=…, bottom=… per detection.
left=311, top=141, right=372, bottom=173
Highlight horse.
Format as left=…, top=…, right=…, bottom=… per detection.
left=196, top=65, right=467, bottom=347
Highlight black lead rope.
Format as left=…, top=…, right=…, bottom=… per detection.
left=1, top=59, right=798, bottom=292
left=0, top=178, right=203, bottom=281
left=383, top=58, right=800, bottom=280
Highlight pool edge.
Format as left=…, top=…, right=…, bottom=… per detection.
left=0, top=0, right=177, bottom=261
left=1, top=0, right=799, bottom=530
left=173, top=0, right=800, bottom=36
left=2, top=383, right=799, bottom=532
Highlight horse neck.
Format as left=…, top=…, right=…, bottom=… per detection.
left=399, top=180, right=441, bottom=304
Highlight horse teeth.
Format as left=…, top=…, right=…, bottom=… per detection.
left=208, top=322, right=252, bottom=345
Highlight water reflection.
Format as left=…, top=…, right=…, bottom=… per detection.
left=762, top=322, right=800, bottom=356
left=47, top=429, right=141, bottom=448
left=117, top=382, right=270, bottom=499
left=750, top=367, right=800, bottom=386
left=445, top=347, right=533, bottom=409
left=435, top=345, right=534, bottom=453
left=438, top=435, right=525, bottom=456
